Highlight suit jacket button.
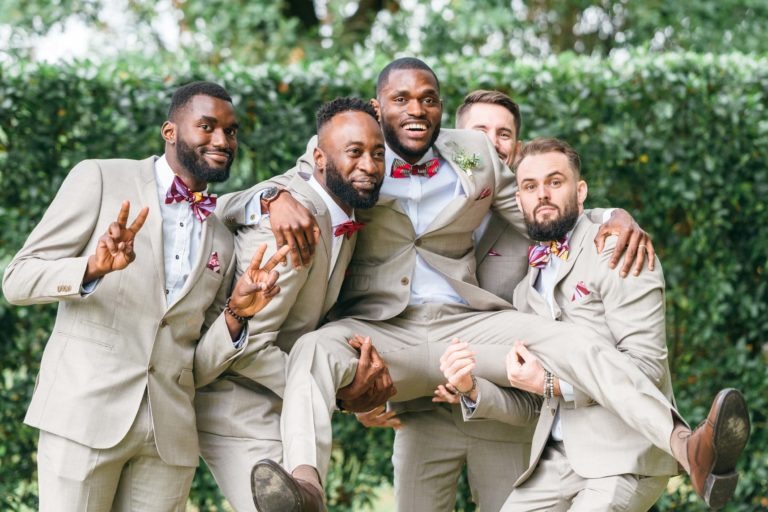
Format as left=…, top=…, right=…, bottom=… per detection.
left=148, top=365, right=155, bottom=373
left=400, top=277, right=409, bottom=286
left=415, top=239, right=422, bottom=247
left=160, top=320, right=168, bottom=328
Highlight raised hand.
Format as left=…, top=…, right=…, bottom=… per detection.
left=228, top=243, right=290, bottom=319
left=85, top=200, right=149, bottom=282
left=594, top=208, right=656, bottom=277
left=439, top=338, right=476, bottom=395
left=267, top=192, right=321, bottom=269
left=505, top=341, right=546, bottom=395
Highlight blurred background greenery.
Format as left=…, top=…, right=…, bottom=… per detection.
left=1, top=1, right=767, bottom=511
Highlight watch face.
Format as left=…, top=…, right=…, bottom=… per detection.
left=263, top=186, right=279, bottom=200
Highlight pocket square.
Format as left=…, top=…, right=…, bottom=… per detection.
left=571, top=281, right=591, bottom=301
left=487, top=248, right=501, bottom=256
left=206, top=251, right=221, bottom=273
left=476, top=187, right=491, bottom=200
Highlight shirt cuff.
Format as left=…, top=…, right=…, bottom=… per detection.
left=560, top=379, right=575, bottom=402
left=232, top=324, right=248, bottom=349
left=244, top=191, right=269, bottom=226
left=460, top=389, right=482, bottom=412
left=602, top=208, right=616, bottom=223
left=79, top=278, right=101, bottom=296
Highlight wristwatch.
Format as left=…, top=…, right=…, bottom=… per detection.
left=260, top=186, right=284, bottom=213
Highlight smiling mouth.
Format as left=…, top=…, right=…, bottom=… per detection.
left=203, top=151, right=232, bottom=164
left=352, top=178, right=377, bottom=192
left=403, top=122, right=429, bottom=133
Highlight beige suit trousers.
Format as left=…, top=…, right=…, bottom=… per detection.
left=501, top=442, right=668, bottom=511
left=37, top=394, right=194, bottom=512
left=281, top=304, right=677, bottom=479
left=393, top=405, right=530, bottom=512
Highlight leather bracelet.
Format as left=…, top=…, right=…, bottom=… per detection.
left=458, top=375, right=477, bottom=396
left=224, top=297, right=253, bottom=324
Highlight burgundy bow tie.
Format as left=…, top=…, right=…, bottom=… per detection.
left=528, top=237, right=570, bottom=269
left=391, top=158, right=439, bottom=178
left=334, top=220, right=365, bottom=239
left=165, top=175, right=217, bottom=222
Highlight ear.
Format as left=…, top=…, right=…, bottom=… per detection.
left=313, top=146, right=326, bottom=172
left=577, top=180, right=588, bottom=205
left=369, top=98, right=381, bottom=122
left=515, top=190, right=522, bottom=212
left=161, top=120, right=176, bottom=144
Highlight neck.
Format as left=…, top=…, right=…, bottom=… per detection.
left=165, top=150, right=207, bottom=192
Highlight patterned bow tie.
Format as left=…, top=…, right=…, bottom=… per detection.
left=165, top=175, right=217, bottom=222
left=528, top=237, right=570, bottom=269
left=391, top=158, right=439, bottom=178
left=334, top=220, right=366, bottom=239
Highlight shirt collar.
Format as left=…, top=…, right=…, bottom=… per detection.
left=308, top=174, right=353, bottom=227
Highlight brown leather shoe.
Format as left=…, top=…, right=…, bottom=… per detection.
left=251, top=460, right=326, bottom=512
left=687, top=388, right=750, bottom=509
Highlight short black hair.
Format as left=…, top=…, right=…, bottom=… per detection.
left=168, top=81, right=233, bottom=120
left=376, top=57, right=440, bottom=97
left=316, top=97, right=378, bottom=132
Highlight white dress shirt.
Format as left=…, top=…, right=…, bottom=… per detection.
left=381, top=145, right=466, bottom=305
left=154, top=155, right=204, bottom=305
left=532, top=222, right=580, bottom=441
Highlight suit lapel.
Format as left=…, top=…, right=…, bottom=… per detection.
left=525, top=268, right=552, bottom=318
left=553, top=216, right=590, bottom=289
left=324, top=234, right=353, bottom=315
left=137, top=156, right=167, bottom=302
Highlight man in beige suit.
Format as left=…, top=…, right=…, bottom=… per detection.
left=252, top=58, right=749, bottom=512
left=2, top=82, right=288, bottom=511
left=193, top=97, right=392, bottom=511
left=444, top=137, right=687, bottom=510
left=370, top=90, right=537, bottom=512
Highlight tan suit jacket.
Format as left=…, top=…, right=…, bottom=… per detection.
left=333, top=128, right=525, bottom=320
left=472, top=215, right=679, bottom=481
left=195, top=170, right=354, bottom=440
left=2, top=157, right=238, bottom=467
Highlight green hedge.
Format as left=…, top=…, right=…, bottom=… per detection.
left=1, top=52, right=766, bottom=511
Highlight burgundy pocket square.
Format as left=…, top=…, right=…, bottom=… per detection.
left=206, top=251, right=221, bottom=273
left=571, top=281, right=590, bottom=301
left=477, top=187, right=491, bottom=200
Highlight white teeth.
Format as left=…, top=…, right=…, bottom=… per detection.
left=404, top=123, right=427, bottom=131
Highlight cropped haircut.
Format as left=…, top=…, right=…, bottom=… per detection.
left=376, top=57, right=440, bottom=97
left=515, top=138, right=582, bottom=179
left=168, top=81, right=233, bottom=120
left=456, top=90, right=522, bottom=136
left=316, top=97, right=378, bottom=132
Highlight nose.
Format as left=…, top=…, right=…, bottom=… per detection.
left=406, top=99, right=425, bottom=117
left=536, top=183, right=549, bottom=200
left=211, top=128, right=228, bottom=148
left=358, top=152, right=378, bottom=175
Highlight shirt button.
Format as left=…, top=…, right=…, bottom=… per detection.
left=250, top=214, right=257, bottom=221
left=179, top=222, right=184, bottom=227
left=401, top=277, right=410, bottom=286
left=175, top=255, right=180, bottom=260
left=165, top=289, right=169, bottom=295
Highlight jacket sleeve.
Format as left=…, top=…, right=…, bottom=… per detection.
left=3, top=160, right=104, bottom=305
left=460, top=377, right=542, bottom=426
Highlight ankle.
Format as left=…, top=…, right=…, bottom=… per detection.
left=292, top=465, right=323, bottom=493
left=670, top=423, right=692, bottom=473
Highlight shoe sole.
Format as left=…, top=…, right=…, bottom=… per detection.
left=705, top=389, right=750, bottom=509
left=251, top=461, right=301, bottom=512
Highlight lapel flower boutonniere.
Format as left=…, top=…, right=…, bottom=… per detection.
left=452, top=149, right=481, bottom=177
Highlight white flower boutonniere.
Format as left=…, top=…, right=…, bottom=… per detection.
left=453, top=149, right=481, bottom=177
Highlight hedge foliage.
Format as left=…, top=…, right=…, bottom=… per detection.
left=1, top=52, right=766, bottom=511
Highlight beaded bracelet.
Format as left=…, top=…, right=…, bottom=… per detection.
left=224, top=297, right=254, bottom=324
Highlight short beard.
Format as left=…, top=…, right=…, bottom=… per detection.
left=325, top=159, right=382, bottom=210
left=381, top=116, right=441, bottom=162
left=176, top=136, right=232, bottom=184
left=525, top=200, right=579, bottom=242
